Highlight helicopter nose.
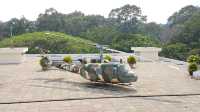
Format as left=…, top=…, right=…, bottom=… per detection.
left=132, top=75, right=138, bottom=82
left=128, top=72, right=138, bottom=82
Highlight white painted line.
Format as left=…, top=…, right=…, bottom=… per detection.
left=168, top=65, right=180, bottom=71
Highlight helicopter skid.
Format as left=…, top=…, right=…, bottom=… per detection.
left=91, top=80, right=134, bottom=87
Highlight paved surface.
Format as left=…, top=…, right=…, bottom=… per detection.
left=0, top=56, right=200, bottom=112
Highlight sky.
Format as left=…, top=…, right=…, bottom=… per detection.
left=0, top=0, right=200, bottom=24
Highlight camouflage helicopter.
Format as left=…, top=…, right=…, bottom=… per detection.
left=39, top=44, right=138, bottom=85
left=79, top=59, right=138, bottom=84
left=77, top=44, right=138, bottom=84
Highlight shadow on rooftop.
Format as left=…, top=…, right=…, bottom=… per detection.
left=36, top=68, right=60, bottom=72
left=30, top=78, right=137, bottom=95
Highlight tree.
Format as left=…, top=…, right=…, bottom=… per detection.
left=168, top=6, right=200, bottom=52
left=0, top=21, right=10, bottom=39
left=111, top=34, right=159, bottom=52
left=3, top=17, right=35, bottom=37
left=160, top=43, right=189, bottom=60
left=80, top=26, right=119, bottom=44
left=175, top=12, right=200, bottom=47
left=63, top=13, right=106, bottom=36
left=109, top=4, right=146, bottom=23
left=36, top=8, right=65, bottom=32
left=108, top=4, right=146, bottom=33
left=160, top=5, right=200, bottom=42
left=139, top=22, right=164, bottom=41
left=167, top=5, right=200, bottom=27
left=160, top=6, right=200, bottom=60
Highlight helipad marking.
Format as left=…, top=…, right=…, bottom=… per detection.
left=168, top=65, right=180, bottom=70
left=1, top=93, right=200, bottom=105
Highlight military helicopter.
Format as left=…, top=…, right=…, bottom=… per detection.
left=76, top=43, right=138, bottom=84
left=79, top=59, right=137, bottom=84
left=39, top=43, right=138, bottom=85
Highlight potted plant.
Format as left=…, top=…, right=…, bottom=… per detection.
left=187, top=55, right=200, bottom=76
left=127, top=55, right=136, bottom=69
left=104, top=54, right=112, bottom=63
left=63, top=56, right=73, bottom=64
left=187, top=55, right=200, bottom=64
left=188, top=63, right=198, bottom=76
left=40, top=56, right=51, bottom=71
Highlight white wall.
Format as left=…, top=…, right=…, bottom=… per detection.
left=0, top=48, right=28, bottom=64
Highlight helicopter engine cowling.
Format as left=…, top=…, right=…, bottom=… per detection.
left=80, top=63, right=137, bottom=83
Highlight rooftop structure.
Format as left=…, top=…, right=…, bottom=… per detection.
left=0, top=47, right=28, bottom=64
left=131, top=47, right=162, bottom=61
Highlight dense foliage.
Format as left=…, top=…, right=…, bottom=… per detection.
left=0, top=4, right=199, bottom=61
left=160, top=43, right=189, bottom=60
left=160, top=5, right=200, bottom=60
left=111, top=34, right=159, bottom=52
left=0, top=32, right=97, bottom=54
left=0, top=4, right=159, bottom=54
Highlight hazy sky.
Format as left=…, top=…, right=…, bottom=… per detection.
left=0, top=0, right=200, bottom=23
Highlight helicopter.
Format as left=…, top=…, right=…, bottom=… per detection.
left=39, top=43, right=138, bottom=84
left=78, top=43, right=138, bottom=84
left=79, top=59, right=137, bottom=84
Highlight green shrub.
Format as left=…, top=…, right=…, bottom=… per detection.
left=104, top=55, right=112, bottom=62
left=0, top=32, right=97, bottom=54
left=63, top=56, right=73, bottom=63
left=40, top=56, right=50, bottom=71
left=187, top=55, right=200, bottom=64
left=127, top=56, right=136, bottom=64
left=188, top=63, right=198, bottom=75
left=160, top=43, right=189, bottom=61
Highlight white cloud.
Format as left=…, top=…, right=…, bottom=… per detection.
left=0, top=0, right=199, bottom=23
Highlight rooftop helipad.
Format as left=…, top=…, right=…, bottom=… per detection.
left=0, top=56, right=200, bottom=112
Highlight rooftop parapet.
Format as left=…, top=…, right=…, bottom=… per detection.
left=0, top=47, right=28, bottom=64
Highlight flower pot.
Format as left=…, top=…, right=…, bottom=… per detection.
left=129, top=63, right=135, bottom=69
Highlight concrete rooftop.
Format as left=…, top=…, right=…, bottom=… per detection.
left=0, top=56, right=200, bottom=112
